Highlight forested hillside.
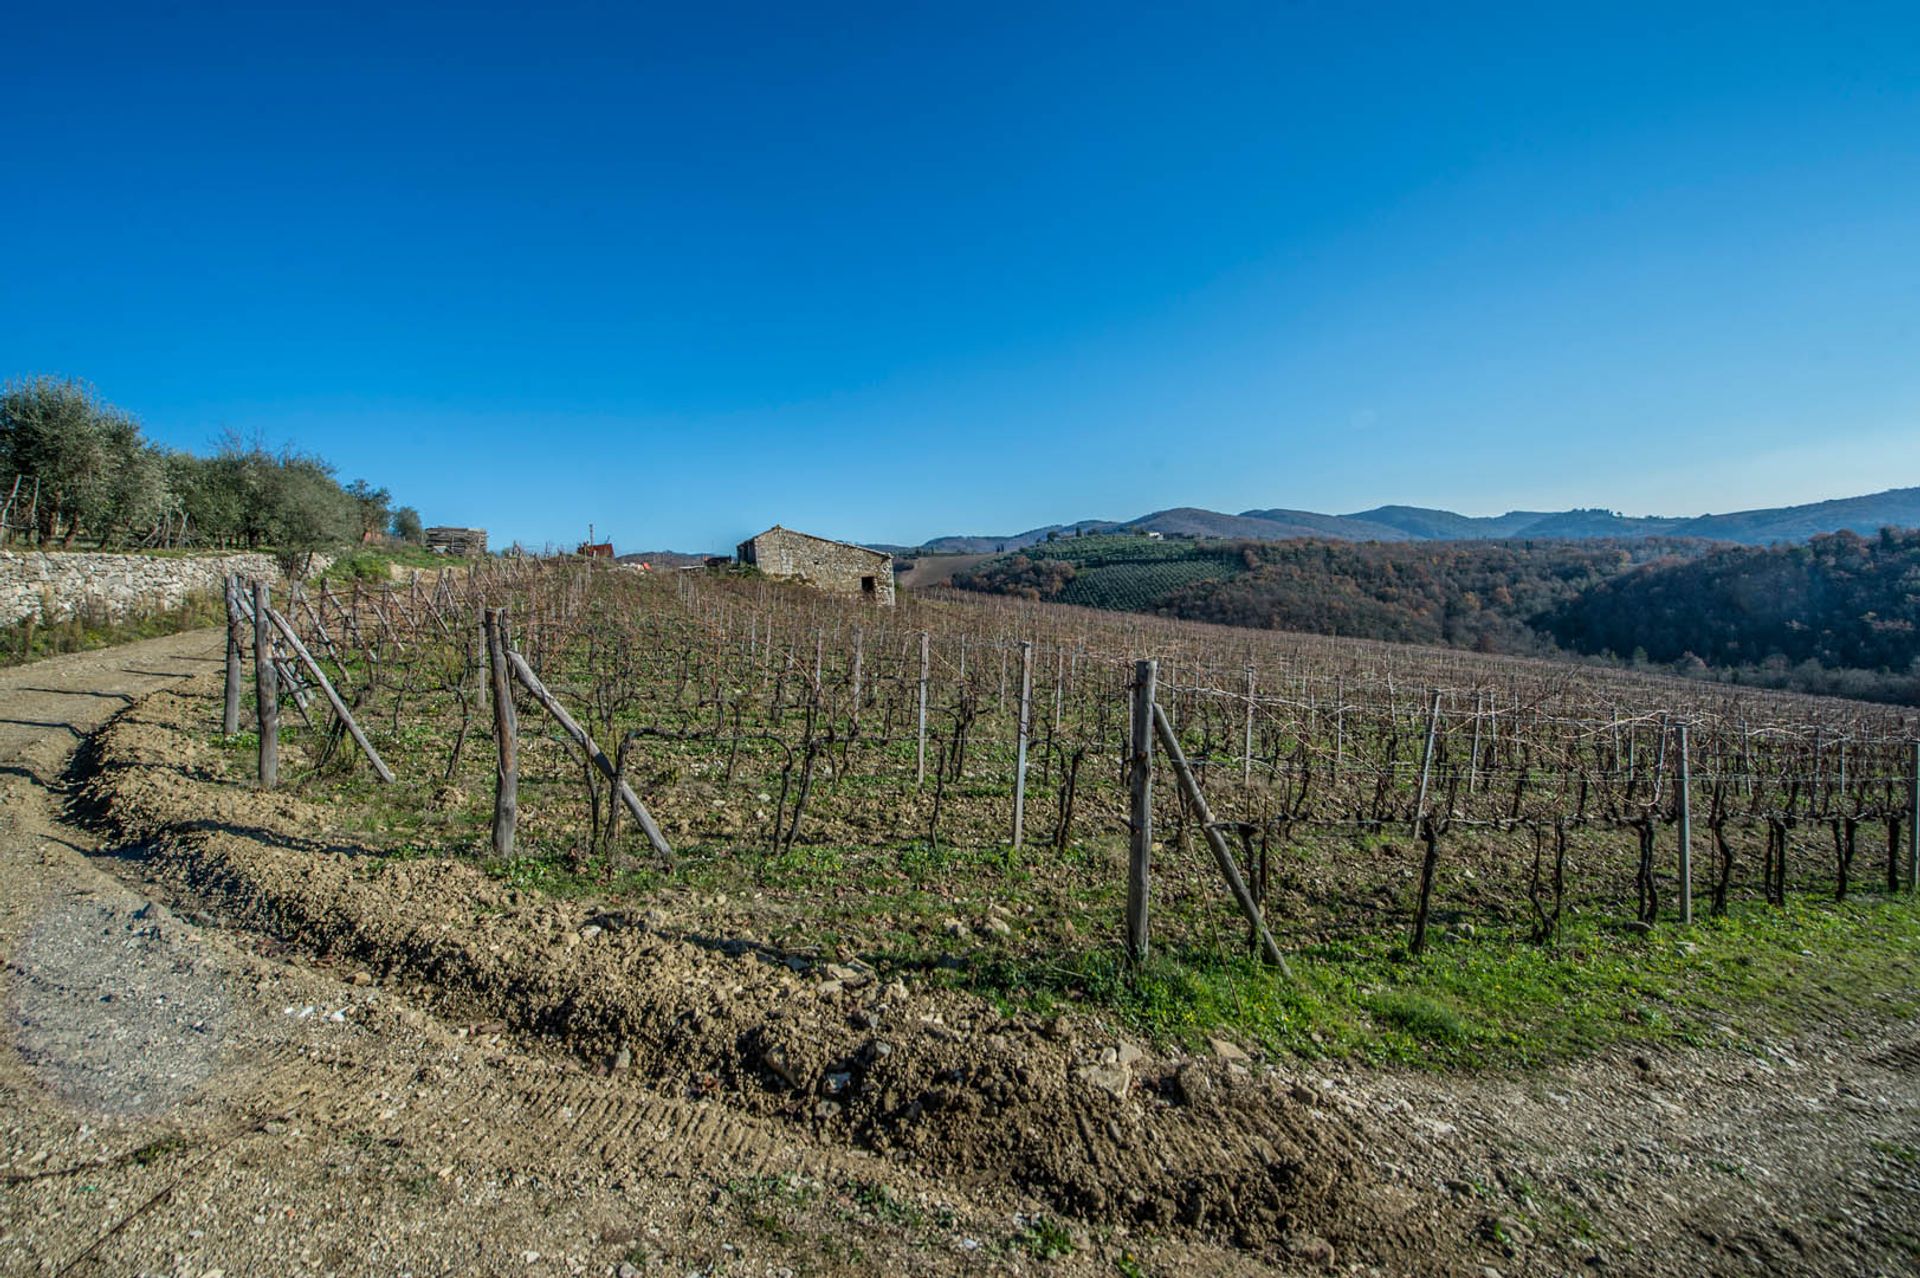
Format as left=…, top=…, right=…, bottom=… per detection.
left=950, top=535, right=1702, bottom=650
left=1155, top=538, right=1701, bottom=649
left=947, top=530, right=1920, bottom=701
left=1542, top=528, right=1920, bottom=673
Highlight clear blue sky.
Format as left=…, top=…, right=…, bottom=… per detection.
left=6, top=2, right=1919, bottom=551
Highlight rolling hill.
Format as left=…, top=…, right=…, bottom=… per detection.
left=947, top=533, right=1704, bottom=651
left=943, top=528, right=1920, bottom=703
left=902, top=486, right=1920, bottom=553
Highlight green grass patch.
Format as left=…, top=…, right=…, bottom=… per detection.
left=933, top=894, right=1920, bottom=1069
left=1364, top=989, right=1473, bottom=1044
left=129, top=1133, right=191, bottom=1166
left=318, top=545, right=454, bottom=583
left=0, top=593, right=222, bottom=668
left=1013, top=1215, right=1076, bottom=1260
left=848, top=1179, right=922, bottom=1228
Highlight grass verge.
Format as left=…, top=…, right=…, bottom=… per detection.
left=940, top=895, right=1920, bottom=1069
left=0, top=595, right=223, bottom=669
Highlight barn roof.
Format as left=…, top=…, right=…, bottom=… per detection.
left=743, top=525, right=892, bottom=561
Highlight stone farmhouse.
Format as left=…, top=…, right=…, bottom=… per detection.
left=736, top=526, right=895, bottom=605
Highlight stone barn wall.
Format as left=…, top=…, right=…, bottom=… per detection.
left=737, top=527, right=895, bottom=605
left=0, top=551, right=330, bottom=628
left=425, top=527, right=488, bottom=557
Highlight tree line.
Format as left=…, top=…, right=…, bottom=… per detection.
left=949, top=530, right=1920, bottom=704
left=1540, top=527, right=1920, bottom=689
left=952, top=535, right=1699, bottom=652
left=0, top=376, right=423, bottom=564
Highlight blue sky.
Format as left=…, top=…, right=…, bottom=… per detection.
left=5, top=2, right=1919, bottom=551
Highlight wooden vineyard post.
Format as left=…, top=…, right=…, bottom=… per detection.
left=1151, top=701, right=1291, bottom=974
left=485, top=608, right=517, bottom=859
left=252, top=580, right=278, bottom=788
left=1890, top=799, right=1904, bottom=896
left=230, top=582, right=311, bottom=716
left=850, top=626, right=863, bottom=722
left=1012, top=640, right=1034, bottom=849
left=1126, top=659, right=1156, bottom=964
left=474, top=606, right=490, bottom=720
left=1412, top=689, right=1441, bottom=835
left=223, top=574, right=243, bottom=736
left=1052, top=648, right=1064, bottom=735
left=1242, top=663, right=1255, bottom=785
left=1739, top=719, right=1753, bottom=800
left=264, top=604, right=396, bottom=783
left=1333, top=675, right=1344, bottom=774
left=1909, top=741, right=1919, bottom=893
left=1467, top=692, right=1483, bottom=793
left=1677, top=722, right=1693, bottom=925
left=1410, top=817, right=1441, bottom=956
left=916, top=631, right=929, bottom=788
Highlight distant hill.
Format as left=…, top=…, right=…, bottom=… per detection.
left=614, top=550, right=712, bottom=568
left=1508, top=509, right=1682, bottom=539
left=1140, top=507, right=1413, bottom=541
left=906, top=519, right=1119, bottom=555
left=944, top=529, right=1920, bottom=703
left=946, top=532, right=1707, bottom=651
left=903, top=486, right=1920, bottom=553
left=1672, top=488, right=1920, bottom=543
left=1341, top=506, right=1554, bottom=539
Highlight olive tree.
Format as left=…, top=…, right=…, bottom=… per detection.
left=0, top=376, right=169, bottom=546
left=346, top=478, right=392, bottom=544
left=3, top=375, right=405, bottom=562
left=391, top=505, right=424, bottom=544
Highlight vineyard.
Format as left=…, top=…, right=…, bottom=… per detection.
left=216, top=557, right=1920, bottom=1059
left=1056, top=557, right=1240, bottom=611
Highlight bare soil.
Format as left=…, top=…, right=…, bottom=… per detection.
left=894, top=556, right=997, bottom=591
left=1, top=629, right=1915, bottom=1276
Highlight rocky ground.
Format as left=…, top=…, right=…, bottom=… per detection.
left=0, top=629, right=1915, bottom=1276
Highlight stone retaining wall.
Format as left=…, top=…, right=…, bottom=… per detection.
left=0, top=551, right=332, bottom=628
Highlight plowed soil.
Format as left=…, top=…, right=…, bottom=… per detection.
left=2, top=629, right=1916, bottom=1277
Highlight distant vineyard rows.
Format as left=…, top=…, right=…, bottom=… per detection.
left=1056, top=558, right=1239, bottom=610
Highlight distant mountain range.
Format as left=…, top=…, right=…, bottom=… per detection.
left=886, top=487, right=1920, bottom=554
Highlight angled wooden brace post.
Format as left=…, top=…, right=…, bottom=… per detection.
left=1151, top=700, right=1291, bottom=975
left=504, top=649, right=675, bottom=862
left=265, top=604, right=396, bottom=783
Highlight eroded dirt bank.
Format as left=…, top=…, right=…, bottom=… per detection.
left=2, top=633, right=1915, bottom=1276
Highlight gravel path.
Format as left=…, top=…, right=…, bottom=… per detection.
left=8, top=892, right=231, bottom=1116
left=1, top=633, right=236, bottom=1116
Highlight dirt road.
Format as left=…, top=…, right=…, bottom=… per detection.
left=1, top=632, right=1916, bottom=1277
